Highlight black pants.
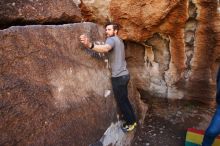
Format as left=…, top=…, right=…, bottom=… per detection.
left=111, top=74, right=136, bottom=124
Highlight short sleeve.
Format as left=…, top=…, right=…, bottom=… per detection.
left=105, top=37, right=115, bottom=48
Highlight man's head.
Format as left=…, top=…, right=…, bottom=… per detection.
left=105, top=22, right=119, bottom=37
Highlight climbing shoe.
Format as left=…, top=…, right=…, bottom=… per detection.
left=121, top=122, right=137, bottom=132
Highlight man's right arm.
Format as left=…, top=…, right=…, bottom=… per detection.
left=91, top=44, right=112, bottom=53
left=80, top=34, right=113, bottom=53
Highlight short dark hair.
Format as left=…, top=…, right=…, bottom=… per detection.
left=105, top=22, right=119, bottom=31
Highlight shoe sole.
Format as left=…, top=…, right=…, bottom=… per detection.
left=121, top=122, right=137, bottom=132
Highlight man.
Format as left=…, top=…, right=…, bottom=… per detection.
left=202, top=67, right=220, bottom=146
left=79, top=22, right=137, bottom=132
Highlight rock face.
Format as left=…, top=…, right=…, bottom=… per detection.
left=185, top=0, right=219, bottom=101
left=0, top=0, right=220, bottom=146
left=110, top=0, right=181, bottom=41
left=81, top=0, right=220, bottom=101
left=0, top=23, right=144, bottom=146
left=0, top=0, right=82, bottom=28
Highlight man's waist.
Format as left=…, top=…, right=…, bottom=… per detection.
left=111, top=73, right=130, bottom=79
left=111, top=69, right=129, bottom=78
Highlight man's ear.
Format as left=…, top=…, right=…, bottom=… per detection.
left=114, top=30, right=118, bottom=34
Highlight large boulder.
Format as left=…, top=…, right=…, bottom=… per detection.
left=0, top=22, right=146, bottom=146
left=80, top=0, right=183, bottom=41
left=1, top=0, right=219, bottom=101
left=66, top=1, right=220, bottom=102
left=80, top=0, right=219, bottom=101
left=0, top=0, right=219, bottom=145
left=185, top=0, right=220, bottom=102
left=0, top=0, right=82, bottom=28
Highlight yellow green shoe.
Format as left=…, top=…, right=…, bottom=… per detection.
left=121, top=122, right=137, bottom=132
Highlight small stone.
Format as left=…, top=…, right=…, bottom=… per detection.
left=177, top=111, right=182, bottom=115
left=104, top=89, right=111, bottom=97
left=146, top=143, right=150, bottom=146
left=193, top=110, right=198, bottom=113
left=159, top=127, right=164, bottom=130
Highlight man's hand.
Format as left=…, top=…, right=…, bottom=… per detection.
left=79, top=34, right=92, bottom=48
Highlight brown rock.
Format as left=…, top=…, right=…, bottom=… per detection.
left=0, top=23, right=119, bottom=146
left=0, top=2, right=219, bottom=145
left=0, top=0, right=82, bottom=28
left=86, top=0, right=219, bottom=102
left=120, top=0, right=219, bottom=101
left=185, top=0, right=219, bottom=102
left=79, top=0, right=112, bottom=24
left=110, top=0, right=181, bottom=41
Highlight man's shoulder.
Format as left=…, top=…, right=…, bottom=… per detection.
left=106, top=36, right=116, bottom=43
left=106, top=36, right=115, bottom=43
left=108, top=36, right=121, bottom=42
left=107, top=36, right=116, bottom=40
left=106, top=36, right=123, bottom=48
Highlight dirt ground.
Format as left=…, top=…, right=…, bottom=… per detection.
left=132, top=95, right=216, bottom=146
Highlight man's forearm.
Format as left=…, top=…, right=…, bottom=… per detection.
left=91, top=44, right=111, bottom=53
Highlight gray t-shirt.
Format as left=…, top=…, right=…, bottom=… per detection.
left=105, top=36, right=129, bottom=77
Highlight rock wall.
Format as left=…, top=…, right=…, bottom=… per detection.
left=0, top=0, right=82, bottom=28
left=0, top=23, right=146, bottom=146
left=186, top=0, right=219, bottom=101
left=0, top=0, right=220, bottom=146
left=81, top=0, right=220, bottom=100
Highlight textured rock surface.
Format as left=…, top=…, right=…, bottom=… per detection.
left=184, top=0, right=219, bottom=102
left=110, top=0, right=181, bottom=41
left=0, top=23, right=145, bottom=146
left=0, top=0, right=82, bottom=28
left=0, top=0, right=220, bottom=145
left=115, top=0, right=219, bottom=100
left=80, top=0, right=219, bottom=101
left=79, top=0, right=112, bottom=24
